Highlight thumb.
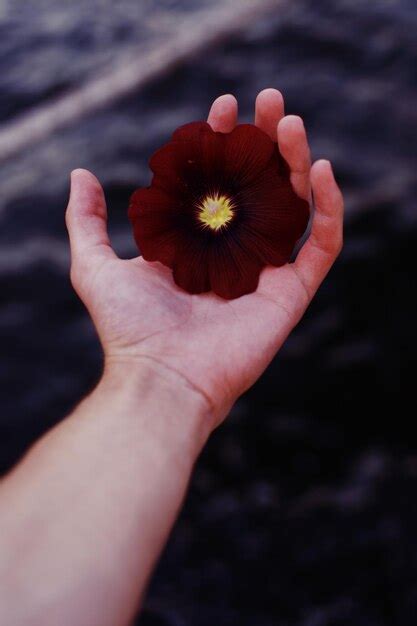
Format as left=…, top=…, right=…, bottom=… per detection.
left=65, top=169, right=117, bottom=272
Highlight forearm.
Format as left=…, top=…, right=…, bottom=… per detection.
left=0, top=361, right=211, bottom=626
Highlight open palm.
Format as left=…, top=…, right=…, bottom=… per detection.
left=66, top=89, right=343, bottom=424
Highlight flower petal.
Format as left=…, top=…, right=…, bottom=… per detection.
left=129, top=187, right=186, bottom=266
left=237, top=163, right=310, bottom=242
left=223, top=124, right=275, bottom=186
left=234, top=224, right=295, bottom=268
left=171, top=121, right=212, bottom=142
left=172, top=237, right=211, bottom=294
left=150, top=135, right=225, bottom=198
left=129, top=122, right=310, bottom=299
left=208, top=236, right=263, bottom=299
left=171, top=121, right=225, bottom=177
left=149, top=141, right=201, bottom=196
left=129, top=186, right=177, bottom=219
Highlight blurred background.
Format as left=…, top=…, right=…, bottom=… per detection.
left=0, top=0, right=416, bottom=624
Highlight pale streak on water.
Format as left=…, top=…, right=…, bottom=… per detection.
left=0, top=1, right=416, bottom=625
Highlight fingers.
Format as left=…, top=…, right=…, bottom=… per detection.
left=254, top=88, right=285, bottom=140
left=207, top=94, right=238, bottom=132
left=278, top=115, right=311, bottom=201
left=293, top=159, right=344, bottom=299
left=66, top=169, right=117, bottom=272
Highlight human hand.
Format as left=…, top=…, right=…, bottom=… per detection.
left=66, top=89, right=343, bottom=429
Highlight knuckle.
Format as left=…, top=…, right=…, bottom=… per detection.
left=69, top=262, right=81, bottom=288
left=64, top=205, right=71, bottom=228
left=69, top=257, right=87, bottom=288
left=333, top=235, right=343, bottom=257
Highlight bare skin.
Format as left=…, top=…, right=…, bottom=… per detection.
left=67, top=89, right=343, bottom=426
left=0, top=89, right=343, bottom=626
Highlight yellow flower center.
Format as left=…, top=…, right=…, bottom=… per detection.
left=197, top=193, right=234, bottom=231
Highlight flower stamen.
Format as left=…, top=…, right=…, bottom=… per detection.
left=197, top=193, right=234, bottom=231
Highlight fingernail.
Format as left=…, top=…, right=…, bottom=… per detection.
left=319, top=159, right=332, bottom=172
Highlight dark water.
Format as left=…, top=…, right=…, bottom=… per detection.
left=1, top=1, right=416, bottom=624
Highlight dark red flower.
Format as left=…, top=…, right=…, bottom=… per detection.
left=129, top=121, right=309, bottom=299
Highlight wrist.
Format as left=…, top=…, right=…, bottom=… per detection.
left=95, top=356, right=214, bottom=461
